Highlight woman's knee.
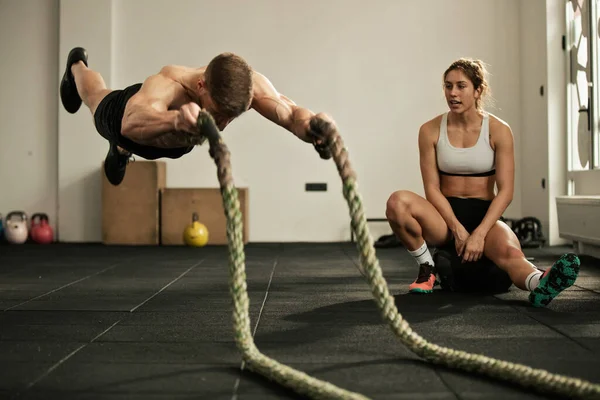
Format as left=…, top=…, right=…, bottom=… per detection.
left=500, top=245, right=525, bottom=263
left=487, top=239, right=525, bottom=266
left=386, top=190, right=416, bottom=222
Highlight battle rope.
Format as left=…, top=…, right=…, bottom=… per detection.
left=196, top=111, right=600, bottom=400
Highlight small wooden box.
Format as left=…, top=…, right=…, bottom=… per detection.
left=102, top=161, right=166, bottom=245
left=160, top=187, right=249, bottom=245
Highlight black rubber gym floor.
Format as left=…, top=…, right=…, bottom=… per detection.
left=0, top=242, right=599, bottom=400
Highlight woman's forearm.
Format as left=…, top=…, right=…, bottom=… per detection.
left=474, top=190, right=513, bottom=237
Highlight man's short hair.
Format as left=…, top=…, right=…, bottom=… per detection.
left=205, top=52, right=253, bottom=118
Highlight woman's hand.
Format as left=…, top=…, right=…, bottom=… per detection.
left=460, top=230, right=486, bottom=263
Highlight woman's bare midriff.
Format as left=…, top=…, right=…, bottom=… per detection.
left=439, top=174, right=496, bottom=200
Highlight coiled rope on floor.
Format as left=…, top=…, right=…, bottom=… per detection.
left=196, top=111, right=600, bottom=400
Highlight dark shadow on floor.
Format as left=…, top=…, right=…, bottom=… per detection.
left=238, top=356, right=571, bottom=400
left=254, top=289, right=523, bottom=348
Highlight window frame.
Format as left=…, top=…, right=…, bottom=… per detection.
left=566, top=0, right=599, bottom=171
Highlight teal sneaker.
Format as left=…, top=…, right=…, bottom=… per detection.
left=529, top=253, right=580, bottom=307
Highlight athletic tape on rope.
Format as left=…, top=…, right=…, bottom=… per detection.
left=196, top=111, right=600, bottom=400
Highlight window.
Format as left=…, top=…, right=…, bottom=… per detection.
left=566, top=0, right=599, bottom=170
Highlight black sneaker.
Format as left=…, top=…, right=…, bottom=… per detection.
left=60, top=47, right=88, bottom=114
left=104, top=143, right=132, bottom=186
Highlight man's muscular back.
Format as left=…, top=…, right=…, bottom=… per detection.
left=128, top=65, right=201, bottom=114
left=120, top=65, right=207, bottom=145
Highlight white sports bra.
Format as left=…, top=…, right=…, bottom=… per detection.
left=436, top=112, right=495, bottom=177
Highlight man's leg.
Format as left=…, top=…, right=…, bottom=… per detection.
left=69, top=57, right=132, bottom=184
left=71, top=61, right=112, bottom=116
left=59, top=47, right=123, bottom=152
left=386, top=190, right=452, bottom=293
left=60, top=47, right=110, bottom=115
left=60, top=47, right=132, bottom=186
left=484, top=221, right=580, bottom=307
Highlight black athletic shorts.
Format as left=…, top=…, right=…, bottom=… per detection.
left=436, top=197, right=512, bottom=293
left=93, top=83, right=194, bottom=160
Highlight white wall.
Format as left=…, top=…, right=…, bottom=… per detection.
left=108, top=0, right=523, bottom=242
left=0, top=0, right=58, bottom=235
left=58, top=0, right=114, bottom=242
left=518, top=0, right=577, bottom=246
left=546, top=0, right=569, bottom=245
left=519, top=0, right=549, bottom=239
left=2, top=0, right=536, bottom=243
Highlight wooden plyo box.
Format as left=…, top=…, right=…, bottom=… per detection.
left=102, top=161, right=166, bottom=245
left=160, top=188, right=249, bottom=245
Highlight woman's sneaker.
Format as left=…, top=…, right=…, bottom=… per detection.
left=529, top=253, right=580, bottom=307
left=409, top=263, right=437, bottom=294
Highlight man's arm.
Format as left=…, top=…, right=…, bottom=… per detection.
left=249, top=71, right=315, bottom=143
left=121, top=72, right=182, bottom=142
left=472, top=123, right=515, bottom=238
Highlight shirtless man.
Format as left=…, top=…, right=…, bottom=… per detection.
left=60, top=47, right=334, bottom=186
left=385, top=58, right=580, bottom=307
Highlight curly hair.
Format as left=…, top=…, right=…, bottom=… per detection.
left=443, top=58, right=493, bottom=111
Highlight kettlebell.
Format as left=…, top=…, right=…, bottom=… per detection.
left=5, top=211, right=29, bottom=244
left=183, top=212, right=209, bottom=247
left=30, top=213, right=54, bottom=244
